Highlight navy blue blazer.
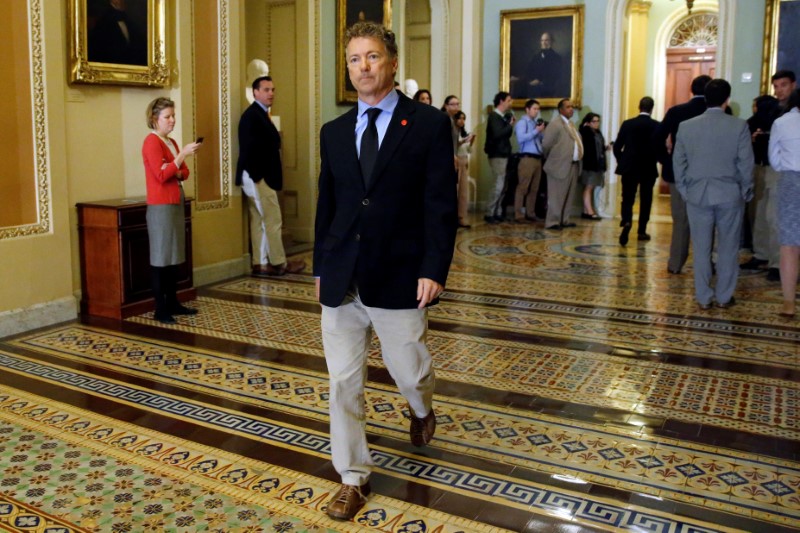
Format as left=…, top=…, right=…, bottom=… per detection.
left=653, top=96, right=707, bottom=183
left=235, top=102, right=283, bottom=191
left=614, top=114, right=660, bottom=179
left=313, top=91, right=458, bottom=309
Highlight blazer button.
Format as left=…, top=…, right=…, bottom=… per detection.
left=362, top=199, right=369, bottom=206
left=355, top=234, right=360, bottom=241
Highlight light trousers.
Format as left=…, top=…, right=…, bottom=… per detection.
left=241, top=171, right=286, bottom=266
left=515, top=157, right=542, bottom=219
left=545, top=162, right=579, bottom=227
left=686, top=199, right=744, bottom=305
left=751, top=166, right=780, bottom=267
left=321, top=291, right=435, bottom=486
left=486, top=157, right=508, bottom=218
left=456, top=155, right=470, bottom=222
left=668, top=182, right=690, bottom=273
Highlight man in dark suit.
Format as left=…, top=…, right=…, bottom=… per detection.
left=313, top=22, right=457, bottom=521
left=652, top=74, right=711, bottom=273
left=673, top=79, right=753, bottom=309
left=88, top=0, right=147, bottom=66
left=518, top=32, right=564, bottom=99
left=236, top=76, right=303, bottom=277
left=614, top=96, right=660, bottom=245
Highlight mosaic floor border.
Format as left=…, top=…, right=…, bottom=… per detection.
left=0, top=385, right=508, bottom=533
left=1, top=336, right=798, bottom=529
left=212, top=279, right=799, bottom=370
left=113, top=299, right=800, bottom=439
left=0, top=374, right=747, bottom=533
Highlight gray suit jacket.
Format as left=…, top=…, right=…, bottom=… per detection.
left=673, top=108, right=754, bottom=206
left=542, top=115, right=581, bottom=178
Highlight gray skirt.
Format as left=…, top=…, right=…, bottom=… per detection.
left=778, top=170, right=800, bottom=246
left=146, top=189, right=186, bottom=267
left=579, top=170, right=605, bottom=187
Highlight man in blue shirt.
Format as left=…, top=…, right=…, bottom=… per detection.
left=513, top=99, right=545, bottom=222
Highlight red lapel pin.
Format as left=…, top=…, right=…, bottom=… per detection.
left=401, top=119, right=408, bottom=126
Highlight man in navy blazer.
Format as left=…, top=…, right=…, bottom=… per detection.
left=653, top=75, right=710, bottom=273
left=614, top=96, right=660, bottom=245
left=236, top=76, right=303, bottom=277
left=313, top=22, right=457, bottom=520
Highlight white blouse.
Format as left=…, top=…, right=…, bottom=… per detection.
left=769, top=107, right=800, bottom=172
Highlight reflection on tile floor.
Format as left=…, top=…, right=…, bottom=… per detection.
left=1, top=213, right=799, bottom=532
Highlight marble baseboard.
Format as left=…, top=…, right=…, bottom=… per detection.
left=0, top=296, right=77, bottom=339
left=193, top=255, right=250, bottom=288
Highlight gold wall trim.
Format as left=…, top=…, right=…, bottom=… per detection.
left=0, top=0, right=51, bottom=241
left=194, top=0, right=231, bottom=211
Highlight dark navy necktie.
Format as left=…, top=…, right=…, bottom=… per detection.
left=360, top=108, right=381, bottom=187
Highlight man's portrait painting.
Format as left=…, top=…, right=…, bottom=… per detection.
left=336, top=0, right=393, bottom=104
left=500, top=6, right=584, bottom=108
left=68, top=0, right=168, bottom=86
left=761, top=0, right=800, bottom=94
left=86, top=0, right=148, bottom=66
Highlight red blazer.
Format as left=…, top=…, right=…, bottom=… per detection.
left=142, top=133, right=189, bottom=205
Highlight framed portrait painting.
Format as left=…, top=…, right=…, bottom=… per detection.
left=336, top=0, right=392, bottom=104
left=500, top=6, right=584, bottom=109
left=68, top=0, right=169, bottom=87
left=761, top=0, right=800, bottom=94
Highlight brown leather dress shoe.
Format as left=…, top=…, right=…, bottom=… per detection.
left=326, top=482, right=371, bottom=520
left=251, top=265, right=270, bottom=278
left=410, top=409, right=436, bottom=447
left=716, top=297, right=736, bottom=309
left=284, top=259, right=305, bottom=273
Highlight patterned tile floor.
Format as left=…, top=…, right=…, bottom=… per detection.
left=1, top=210, right=798, bottom=532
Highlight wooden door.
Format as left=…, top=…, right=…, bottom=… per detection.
left=665, top=47, right=716, bottom=110
left=660, top=48, right=716, bottom=193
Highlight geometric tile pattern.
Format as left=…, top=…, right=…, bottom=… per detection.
left=0, top=382, right=750, bottom=533
left=119, top=300, right=800, bottom=438
left=213, top=278, right=799, bottom=369
left=0, top=386, right=504, bottom=533
left=290, top=225, right=790, bottom=325
left=4, top=335, right=800, bottom=528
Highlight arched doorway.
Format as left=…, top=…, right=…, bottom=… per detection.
left=601, top=0, right=732, bottom=218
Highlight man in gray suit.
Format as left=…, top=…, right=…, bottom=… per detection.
left=542, top=98, right=583, bottom=229
left=673, top=79, right=754, bottom=310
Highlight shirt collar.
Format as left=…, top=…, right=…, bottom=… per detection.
left=254, top=100, right=269, bottom=113
left=357, top=89, right=400, bottom=118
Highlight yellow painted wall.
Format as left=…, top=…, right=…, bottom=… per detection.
left=0, top=0, right=73, bottom=312
left=1, top=0, right=246, bottom=320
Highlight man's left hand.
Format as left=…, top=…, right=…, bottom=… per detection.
left=417, top=278, right=444, bottom=309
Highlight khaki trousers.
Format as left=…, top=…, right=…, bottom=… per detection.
left=545, top=162, right=579, bottom=227
left=515, top=157, right=542, bottom=219
left=241, top=171, right=286, bottom=266
left=321, top=290, right=434, bottom=486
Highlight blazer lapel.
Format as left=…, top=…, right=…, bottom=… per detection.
left=366, top=93, right=415, bottom=192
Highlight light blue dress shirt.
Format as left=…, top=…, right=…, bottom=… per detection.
left=355, top=89, right=399, bottom=156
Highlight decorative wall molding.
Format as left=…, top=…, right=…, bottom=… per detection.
left=0, top=0, right=51, bottom=241
left=193, top=0, right=231, bottom=211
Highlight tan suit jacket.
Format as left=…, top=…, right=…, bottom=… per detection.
left=542, top=115, right=581, bottom=178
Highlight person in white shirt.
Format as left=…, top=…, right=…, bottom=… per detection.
left=768, top=88, right=800, bottom=317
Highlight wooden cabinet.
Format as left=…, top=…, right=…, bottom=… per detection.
left=77, top=197, right=196, bottom=319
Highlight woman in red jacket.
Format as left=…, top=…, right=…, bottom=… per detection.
left=143, top=97, right=202, bottom=323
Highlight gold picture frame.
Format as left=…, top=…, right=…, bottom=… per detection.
left=760, top=0, right=800, bottom=95
left=500, top=6, right=584, bottom=109
left=68, top=0, right=168, bottom=87
left=336, top=0, right=392, bottom=104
